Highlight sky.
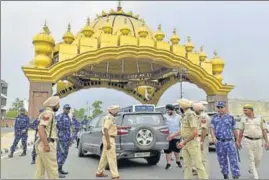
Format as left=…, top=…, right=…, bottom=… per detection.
left=1, top=1, right=269, bottom=111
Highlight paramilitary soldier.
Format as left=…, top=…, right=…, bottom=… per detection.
left=35, top=96, right=60, bottom=179
left=168, top=99, right=208, bottom=179
left=29, top=108, right=44, bottom=164
left=9, top=107, right=30, bottom=158
left=237, top=104, right=269, bottom=179
left=192, top=102, right=210, bottom=175
left=210, top=101, right=240, bottom=179
left=96, top=105, right=130, bottom=179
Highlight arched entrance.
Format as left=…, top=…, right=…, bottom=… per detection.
left=22, top=3, right=234, bottom=119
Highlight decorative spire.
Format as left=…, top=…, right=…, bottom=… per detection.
left=43, top=21, right=50, bottom=34
left=199, top=45, right=207, bottom=63
left=155, top=24, right=165, bottom=41
left=87, top=17, right=90, bottom=26
left=158, top=24, right=162, bottom=31
left=117, top=0, right=122, bottom=11
left=170, top=28, right=180, bottom=45
left=200, top=45, right=204, bottom=52
left=187, top=36, right=191, bottom=42
left=67, top=23, right=71, bottom=32
left=214, top=50, right=218, bottom=57
left=173, top=28, right=177, bottom=35
left=185, top=36, right=194, bottom=52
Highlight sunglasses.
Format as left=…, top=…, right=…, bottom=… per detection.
left=217, top=106, right=224, bottom=109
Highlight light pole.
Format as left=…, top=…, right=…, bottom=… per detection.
left=173, top=68, right=188, bottom=99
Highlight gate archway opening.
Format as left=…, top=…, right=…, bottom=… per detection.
left=22, top=3, right=234, bottom=119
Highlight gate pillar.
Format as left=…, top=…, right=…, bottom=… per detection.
left=207, top=94, right=228, bottom=112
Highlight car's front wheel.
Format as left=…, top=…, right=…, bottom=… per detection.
left=145, top=151, right=161, bottom=165
left=78, top=140, right=85, bottom=157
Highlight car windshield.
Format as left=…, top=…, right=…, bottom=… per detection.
left=122, top=114, right=163, bottom=126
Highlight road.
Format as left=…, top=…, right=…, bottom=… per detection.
left=1, top=127, right=14, bottom=135
left=1, top=144, right=269, bottom=179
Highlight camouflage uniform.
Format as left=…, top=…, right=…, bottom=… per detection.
left=71, top=117, right=81, bottom=143
left=9, top=108, right=30, bottom=157
left=211, top=112, right=240, bottom=178
left=29, top=117, right=40, bottom=163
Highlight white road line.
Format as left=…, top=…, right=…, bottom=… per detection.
left=1, top=147, right=33, bottom=160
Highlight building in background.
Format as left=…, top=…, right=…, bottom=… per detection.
left=1, top=80, right=8, bottom=119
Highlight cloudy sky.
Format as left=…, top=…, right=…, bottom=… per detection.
left=1, top=1, right=269, bottom=111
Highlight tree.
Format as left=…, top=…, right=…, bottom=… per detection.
left=9, top=98, right=24, bottom=111
left=73, top=108, right=86, bottom=120
left=90, top=100, right=103, bottom=120
left=6, top=110, right=18, bottom=118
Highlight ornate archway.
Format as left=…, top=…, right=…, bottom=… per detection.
left=22, top=3, right=234, bottom=119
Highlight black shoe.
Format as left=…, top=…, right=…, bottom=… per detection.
left=224, top=175, right=229, bottom=179
left=176, top=161, right=182, bottom=168
left=59, top=174, right=66, bottom=178
left=19, top=152, right=26, bottom=156
left=233, top=176, right=239, bottom=179
left=165, top=164, right=171, bottom=170
left=31, top=160, right=35, bottom=164
left=8, top=153, right=13, bottom=158
left=192, top=169, right=198, bottom=176
left=59, top=169, right=68, bottom=175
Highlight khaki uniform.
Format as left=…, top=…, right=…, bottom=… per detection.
left=35, top=107, right=59, bottom=179
left=194, top=112, right=210, bottom=175
left=96, top=114, right=119, bottom=178
left=181, top=109, right=208, bottom=179
left=239, top=116, right=267, bottom=179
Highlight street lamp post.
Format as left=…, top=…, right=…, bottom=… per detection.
left=173, top=68, right=188, bottom=99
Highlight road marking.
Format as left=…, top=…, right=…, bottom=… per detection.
left=1, top=147, right=33, bottom=160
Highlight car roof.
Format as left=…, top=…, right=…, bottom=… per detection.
left=119, top=112, right=163, bottom=115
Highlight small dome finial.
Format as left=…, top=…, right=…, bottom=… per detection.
left=173, top=28, right=177, bottom=35
left=214, top=50, right=218, bottom=57
left=200, top=45, right=204, bottom=52
left=67, top=23, right=71, bottom=32
left=158, top=24, right=162, bottom=31
left=87, top=17, right=90, bottom=26
left=117, top=0, right=122, bottom=11
left=43, top=21, right=50, bottom=34
left=187, top=36, right=191, bottom=42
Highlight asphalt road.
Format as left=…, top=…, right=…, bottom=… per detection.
left=1, top=127, right=14, bottom=134
left=1, top=144, right=269, bottom=179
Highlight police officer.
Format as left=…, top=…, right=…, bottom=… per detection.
left=56, top=104, right=72, bottom=177
left=29, top=108, right=44, bottom=164
left=164, top=104, right=182, bottom=170
left=96, top=105, right=130, bottom=179
left=8, top=107, right=30, bottom=158
left=210, top=101, right=240, bottom=179
left=236, top=104, right=269, bottom=179
left=168, top=99, right=208, bottom=179
left=192, top=102, right=210, bottom=175
left=35, top=96, right=60, bottom=179
left=71, top=114, right=81, bottom=146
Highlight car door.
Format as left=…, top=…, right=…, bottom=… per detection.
left=82, top=117, right=99, bottom=152
left=90, top=115, right=105, bottom=154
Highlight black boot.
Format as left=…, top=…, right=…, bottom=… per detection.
left=233, top=176, right=239, bottom=179
left=224, top=175, right=229, bottom=179
left=19, top=151, right=26, bottom=156
left=8, top=152, right=14, bottom=158
left=59, top=166, right=68, bottom=175
left=59, top=174, right=66, bottom=178
left=31, top=157, right=36, bottom=164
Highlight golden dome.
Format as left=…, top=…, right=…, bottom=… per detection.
left=185, top=36, right=194, bottom=52
left=81, top=17, right=94, bottom=38
left=138, top=20, right=149, bottom=38
left=170, top=28, right=180, bottom=45
left=120, top=18, right=131, bottom=35
left=155, top=24, right=165, bottom=41
left=102, top=16, right=113, bottom=34
left=211, top=50, right=224, bottom=81
left=211, top=50, right=224, bottom=65
left=33, top=22, right=55, bottom=45
left=199, top=45, right=207, bottom=62
left=75, top=8, right=154, bottom=39
left=33, top=54, right=52, bottom=69
left=63, top=23, right=75, bottom=44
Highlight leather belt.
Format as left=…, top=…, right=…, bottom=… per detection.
left=47, top=138, right=56, bottom=143
left=245, top=136, right=261, bottom=141
left=216, top=138, right=232, bottom=142
left=102, top=135, right=116, bottom=138
left=198, top=134, right=208, bottom=137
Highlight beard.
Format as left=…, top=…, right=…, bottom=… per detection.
left=53, top=107, right=59, bottom=112
left=168, top=112, right=173, bottom=116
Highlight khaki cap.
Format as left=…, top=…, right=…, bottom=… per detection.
left=192, top=102, right=205, bottom=111
left=43, top=96, right=60, bottom=107
left=243, top=104, right=253, bottom=110
left=177, top=98, right=192, bottom=108
left=107, top=105, right=120, bottom=111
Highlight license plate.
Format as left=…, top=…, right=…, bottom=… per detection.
left=134, top=152, right=150, bottom=158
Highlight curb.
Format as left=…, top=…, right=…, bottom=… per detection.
left=1, top=140, right=35, bottom=155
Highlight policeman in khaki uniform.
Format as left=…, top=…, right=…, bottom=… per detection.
left=35, top=96, right=61, bottom=179
left=168, top=99, right=208, bottom=179
left=96, top=105, right=130, bottom=179
left=237, top=104, right=269, bottom=179
left=192, top=102, right=210, bottom=175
